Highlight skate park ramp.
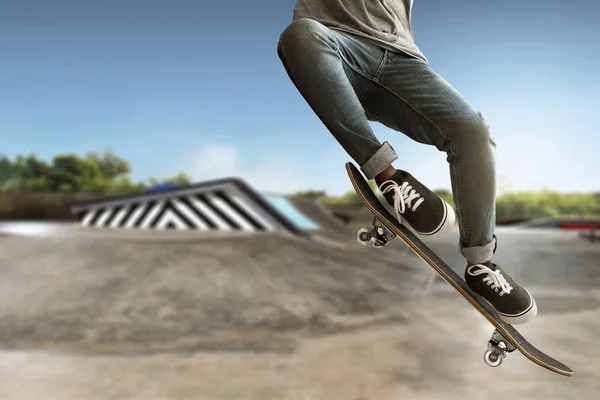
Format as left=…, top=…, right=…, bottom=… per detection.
left=262, top=194, right=320, bottom=231
left=70, top=178, right=308, bottom=236
left=0, top=197, right=599, bottom=398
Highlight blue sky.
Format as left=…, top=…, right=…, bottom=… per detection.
left=1, top=0, right=597, bottom=195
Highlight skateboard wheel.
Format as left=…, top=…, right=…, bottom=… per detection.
left=484, top=346, right=504, bottom=367
left=356, top=227, right=375, bottom=247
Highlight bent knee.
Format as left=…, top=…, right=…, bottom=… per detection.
left=278, top=18, right=333, bottom=57
left=457, top=111, right=495, bottom=149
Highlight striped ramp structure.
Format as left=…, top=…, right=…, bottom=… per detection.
left=71, top=178, right=306, bottom=236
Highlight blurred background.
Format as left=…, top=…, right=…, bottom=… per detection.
left=0, top=0, right=598, bottom=399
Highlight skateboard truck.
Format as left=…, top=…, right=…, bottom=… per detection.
left=484, top=329, right=516, bottom=367
left=356, top=217, right=396, bottom=248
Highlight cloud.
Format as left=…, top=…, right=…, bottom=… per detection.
left=189, top=144, right=241, bottom=176
left=182, top=128, right=598, bottom=198
left=491, top=113, right=597, bottom=193
left=185, top=144, right=352, bottom=195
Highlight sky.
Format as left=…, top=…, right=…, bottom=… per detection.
left=0, top=0, right=598, bottom=196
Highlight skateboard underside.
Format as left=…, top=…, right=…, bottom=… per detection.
left=346, top=162, right=573, bottom=376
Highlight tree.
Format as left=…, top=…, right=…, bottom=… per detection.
left=0, top=150, right=193, bottom=194
left=0, top=152, right=126, bottom=192
left=290, top=190, right=327, bottom=199
left=49, top=153, right=105, bottom=192
left=147, top=171, right=192, bottom=187
left=8, top=154, right=52, bottom=191
left=84, top=148, right=131, bottom=180
left=0, top=156, right=15, bottom=188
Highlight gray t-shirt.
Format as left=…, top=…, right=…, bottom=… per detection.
left=293, top=0, right=426, bottom=62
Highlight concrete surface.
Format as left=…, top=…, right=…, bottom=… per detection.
left=0, top=204, right=599, bottom=399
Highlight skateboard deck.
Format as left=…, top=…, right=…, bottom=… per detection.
left=346, top=162, right=573, bottom=376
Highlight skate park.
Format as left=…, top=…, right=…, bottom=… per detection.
left=2, top=1, right=598, bottom=398
left=0, top=180, right=599, bottom=400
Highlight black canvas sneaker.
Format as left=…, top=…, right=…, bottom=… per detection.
left=378, top=170, right=455, bottom=237
left=465, top=261, right=537, bottom=325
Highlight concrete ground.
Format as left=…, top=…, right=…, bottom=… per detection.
left=0, top=289, right=598, bottom=400
left=0, top=214, right=598, bottom=399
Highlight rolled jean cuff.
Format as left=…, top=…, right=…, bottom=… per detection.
left=460, top=235, right=497, bottom=264
left=360, top=141, right=398, bottom=180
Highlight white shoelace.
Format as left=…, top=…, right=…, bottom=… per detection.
left=379, top=180, right=425, bottom=223
left=468, top=264, right=514, bottom=296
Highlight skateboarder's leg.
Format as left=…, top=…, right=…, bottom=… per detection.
left=358, top=52, right=496, bottom=263
left=278, top=21, right=455, bottom=237
left=277, top=19, right=397, bottom=179
left=278, top=21, right=492, bottom=260
left=359, top=51, right=536, bottom=324
left=278, top=24, right=535, bottom=324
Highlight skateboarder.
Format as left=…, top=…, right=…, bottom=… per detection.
left=278, top=0, right=537, bottom=324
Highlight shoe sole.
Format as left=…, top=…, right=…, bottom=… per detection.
left=417, top=198, right=456, bottom=237
left=493, top=291, right=538, bottom=325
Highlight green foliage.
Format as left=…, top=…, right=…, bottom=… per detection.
left=321, top=190, right=363, bottom=206
left=2, top=148, right=598, bottom=222
left=289, top=190, right=327, bottom=200
left=147, top=172, right=193, bottom=187
left=496, top=190, right=600, bottom=220
left=292, top=183, right=600, bottom=220
left=0, top=150, right=191, bottom=194
left=0, top=156, right=15, bottom=188
left=84, top=148, right=131, bottom=180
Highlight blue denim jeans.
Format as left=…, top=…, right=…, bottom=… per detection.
left=278, top=19, right=497, bottom=264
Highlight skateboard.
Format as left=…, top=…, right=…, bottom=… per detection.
left=346, top=162, right=573, bottom=376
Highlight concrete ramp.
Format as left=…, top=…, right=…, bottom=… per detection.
left=71, top=178, right=307, bottom=236
left=262, top=194, right=320, bottom=231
